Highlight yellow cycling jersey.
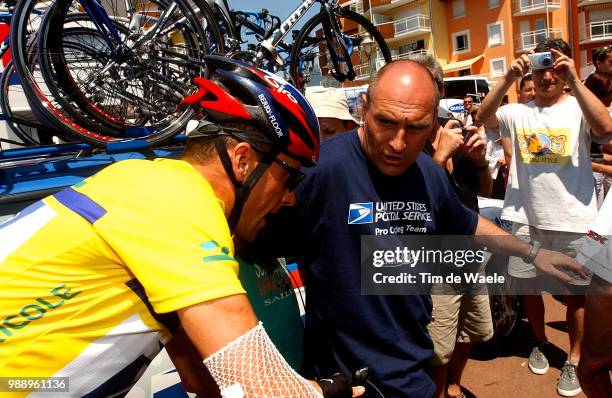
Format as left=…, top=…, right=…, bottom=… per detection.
left=0, top=159, right=245, bottom=397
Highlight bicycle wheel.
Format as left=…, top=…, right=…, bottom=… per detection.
left=12, top=0, right=222, bottom=148
left=0, top=62, right=43, bottom=146
left=38, top=8, right=137, bottom=135
left=9, top=1, right=107, bottom=141
left=289, top=7, right=391, bottom=91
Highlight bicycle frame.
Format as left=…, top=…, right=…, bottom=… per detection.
left=78, top=0, right=188, bottom=57
left=257, top=0, right=323, bottom=64
left=253, top=0, right=357, bottom=82
left=79, top=0, right=124, bottom=52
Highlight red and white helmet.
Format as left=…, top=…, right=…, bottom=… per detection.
left=183, top=56, right=320, bottom=166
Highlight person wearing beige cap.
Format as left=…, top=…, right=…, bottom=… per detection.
left=305, top=87, right=358, bottom=140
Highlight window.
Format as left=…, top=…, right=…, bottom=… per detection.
left=397, top=40, right=425, bottom=56
left=372, top=14, right=391, bottom=25
left=487, top=21, right=504, bottom=47
left=490, top=57, right=506, bottom=77
left=452, top=30, right=470, bottom=53
left=452, top=0, right=465, bottom=19
left=488, top=0, right=499, bottom=8
left=444, top=78, right=490, bottom=99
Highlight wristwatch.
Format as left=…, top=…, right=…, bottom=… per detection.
left=523, top=241, right=542, bottom=264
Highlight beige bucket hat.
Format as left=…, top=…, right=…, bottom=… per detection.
left=305, top=87, right=358, bottom=123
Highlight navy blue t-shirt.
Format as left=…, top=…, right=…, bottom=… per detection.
left=264, top=130, right=477, bottom=398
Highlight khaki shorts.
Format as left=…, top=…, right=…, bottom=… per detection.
left=428, top=293, right=493, bottom=366
left=508, top=222, right=592, bottom=287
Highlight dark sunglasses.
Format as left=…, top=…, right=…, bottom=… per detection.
left=213, top=131, right=304, bottom=192
left=272, top=157, right=305, bottom=191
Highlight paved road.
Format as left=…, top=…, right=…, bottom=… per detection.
left=462, top=294, right=588, bottom=398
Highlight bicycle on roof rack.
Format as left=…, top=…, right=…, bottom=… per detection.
left=9, top=0, right=222, bottom=148
left=206, top=0, right=392, bottom=91
left=7, top=0, right=390, bottom=148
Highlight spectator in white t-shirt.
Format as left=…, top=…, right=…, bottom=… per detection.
left=478, top=38, right=612, bottom=397
left=498, top=74, right=537, bottom=169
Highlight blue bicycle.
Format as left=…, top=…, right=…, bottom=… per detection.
left=8, top=0, right=389, bottom=148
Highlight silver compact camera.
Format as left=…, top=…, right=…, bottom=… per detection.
left=528, top=52, right=553, bottom=70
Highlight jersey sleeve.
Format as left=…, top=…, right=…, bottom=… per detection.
left=77, top=161, right=245, bottom=314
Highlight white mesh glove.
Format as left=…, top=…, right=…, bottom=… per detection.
left=204, top=322, right=323, bottom=398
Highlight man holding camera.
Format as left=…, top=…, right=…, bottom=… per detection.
left=478, top=38, right=612, bottom=397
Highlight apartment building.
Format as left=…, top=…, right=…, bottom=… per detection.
left=443, top=0, right=569, bottom=103
left=340, top=0, right=445, bottom=82
left=339, top=0, right=583, bottom=103
left=570, top=0, right=612, bottom=79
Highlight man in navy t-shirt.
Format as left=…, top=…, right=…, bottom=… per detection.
left=262, top=61, right=587, bottom=397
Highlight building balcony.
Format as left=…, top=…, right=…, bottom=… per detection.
left=365, top=0, right=420, bottom=13
left=375, top=14, right=431, bottom=43
left=342, top=0, right=365, bottom=14
left=392, top=49, right=431, bottom=60
left=512, top=0, right=561, bottom=16
left=577, top=0, right=612, bottom=7
left=580, top=20, right=612, bottom=43
left=370, top=0, right=393, bottom=11
left=353, top=50, right=430, bottom=80
left=515, top=28, right=563, bottom=52
left=354, top=56, right=390, bottom=80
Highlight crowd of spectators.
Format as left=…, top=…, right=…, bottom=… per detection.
left=302, top=39, right=611, bottom=398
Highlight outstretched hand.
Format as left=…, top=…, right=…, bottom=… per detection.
left=533, top=248, right=590, bottom=283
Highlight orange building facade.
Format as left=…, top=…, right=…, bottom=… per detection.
left=339, top=0, right=609, bottom=103
left=442, top=0, right=569, bottom=103
left=569, top=0, right=612, bottom=79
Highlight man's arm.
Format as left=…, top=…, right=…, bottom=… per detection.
left=176, top=294, right=324, bottom=397
left=477, top=55, right=529, bottom=128
left=473, top=215, right=588, bottom=282
left=166, top=328, right=221, bottom=396
left=501, top=137, right=512, bottom=169
left=591, top=161, right=612, bottom=175
left=577, top=276, right=612, bottom=397
left=553, top=48, right=612, bottom=139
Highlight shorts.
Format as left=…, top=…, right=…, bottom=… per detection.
left=428, top=293, right=493, bottom=366
left=508, top=222, right=592, bottom=287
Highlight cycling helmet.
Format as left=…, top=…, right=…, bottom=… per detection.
left=182, top=55, right=319, bottom=166
left=182, top=56, right=320, bottom=231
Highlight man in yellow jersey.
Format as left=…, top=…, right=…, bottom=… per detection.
left=0, top=56, right=362, bottom=398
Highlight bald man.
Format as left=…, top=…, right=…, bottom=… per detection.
left=260, top=60, right=587, bottom=397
